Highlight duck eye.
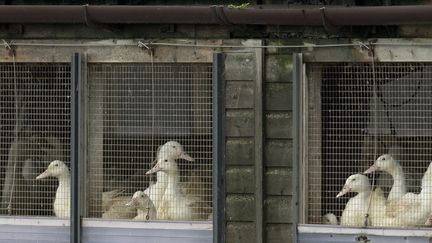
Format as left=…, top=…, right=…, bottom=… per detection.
left=172, top=145, right=176, bottom=148
left=55, top=164, right=59, bottom=167
left=164, top=159, right=168, bottom=162
left=141, top=194, right=144, bottom=198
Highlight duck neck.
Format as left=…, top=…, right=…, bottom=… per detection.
left=165, top=167, right=180, bottom=191
left=157, top=171, right=169, bottom=185
left=389, top=165, right=406, bottom=197
left=57, top=173, right=71, bottom=191
left=357, top=190, right=371, bottom=200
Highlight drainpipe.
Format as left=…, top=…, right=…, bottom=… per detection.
left=0, top=5, right=431, bottom=26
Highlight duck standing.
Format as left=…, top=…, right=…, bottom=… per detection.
left=146, top=157, right=194, bottom=220
left=36, top=160, right=71, bottom=218
left=145, top=141, right=194, bottom=209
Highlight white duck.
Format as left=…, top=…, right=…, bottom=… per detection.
left=336, top=174, right=374, bottom=227
left=126, top=190, right=157, bottom=221
left=36, top=160, right=135, bottom=219
left=370, top=162, right=432, bottom=227
left=144, top=141, right=194, bottom=209
left=322, top=213, right=338, bottom=225
left=36, top=160, right=71, bottom=218
left=364, top=154, right=407, bottom=201
left=146, top=157, right=194, bottom=220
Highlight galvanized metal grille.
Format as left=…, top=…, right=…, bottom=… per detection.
left=306, top=63, right=432, bottom=227
left=0, top=63, right=71, bottom=217
left=87, top=63, right=213, bottom=221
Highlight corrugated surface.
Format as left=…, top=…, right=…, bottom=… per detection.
left=0, top=223, right=212, bottom=243
left=0, top=224, right=69, bottom=243
left=83, top=227, right=212, bottom=243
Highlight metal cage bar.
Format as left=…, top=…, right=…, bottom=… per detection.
left=212, top=53, right=225, bottom=243
left=293, top=53, right=303, bottom=242
left=71, top=53, right=82, bottom=243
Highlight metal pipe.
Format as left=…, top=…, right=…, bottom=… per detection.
left=0, top=5, right=431, bottom=26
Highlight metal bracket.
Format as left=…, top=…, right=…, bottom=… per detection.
left=2, top=39, right=15, bottom=57
left=355, top=234, right=370, bottom=243
left=137, top=41, right=155, bottom=56
left=83, top=4, right=120, bottom=34
left=319, top=7, right=340, bottom=34
left=211, top=5, right=232, bottom=25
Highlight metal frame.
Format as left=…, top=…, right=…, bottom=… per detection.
left=292, top=53, right=303, bottom=243
left=212, top=52, right=225, bottom=243
left=71, top=53, right=82, bottom=243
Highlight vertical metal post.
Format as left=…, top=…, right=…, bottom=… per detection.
left=292, top=53, right=303, bottom=243
left=213, top=53, right=225, bottom=243
left=254, top=43, right=264, bottom=243
left=71, top=53, right=82, bottom=243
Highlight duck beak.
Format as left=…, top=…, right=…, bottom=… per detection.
left=36, top=170, right=50, bottom=180
left=126, top=198, right=137, bottom=207
left=146, top=164, right=161, bottom=175
left=364, top=164, right=378, bottom=174
left=336, top=186, right=350, bottom=198
left=180, top=152, right=194, bottom=162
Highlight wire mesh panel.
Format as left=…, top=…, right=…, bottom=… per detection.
left=0, top=63, right=71, bottom=217
left=306, top=62, right=432, bottom=227
left=87, top=63, right=213, bottom=221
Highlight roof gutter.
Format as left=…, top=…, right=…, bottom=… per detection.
left=0, top=5, right=431, bottom=26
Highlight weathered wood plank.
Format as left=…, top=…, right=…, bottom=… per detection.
left=305, top=65, right=322, bottom=223
left=265, top=54, right=293, bottom=82
left=264, top=139, right=292, bottom=167
left=225, top=81, right=254, bottom=109
left=225, top=53, right=256, bottom=81
left=265, top=112, right=292, bottom=139
left=265, top=168, right=292, bottom=196
left=265, top=39, right=303, bottom=55
left=226, top=138, right=254, bottom=166
left=0, top=39, right=217, bottom=63
left=226, top=194, right=255, bottom=222
left=265, top=83, right=292, bottom=111
left=266, top=223, right=294, bottom=243
left=226, top=110, right=255, bottom=137
left=265, top=196, right=292, bottom=223
left=226, top=222, right=256, bottom=243
left=226, top=166, right=255, bottom=194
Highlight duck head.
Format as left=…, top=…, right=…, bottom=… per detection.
left=146, top=157, right=178, bottom=175
left=36, top=160, right=69, bottom=179
left=157, top=141, right=194, bottom=162
left=336, top=174, right=370, bottom=198
left=126, top=191, right=152, bottom=208
left=364, top=154, right=398, bottom=174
